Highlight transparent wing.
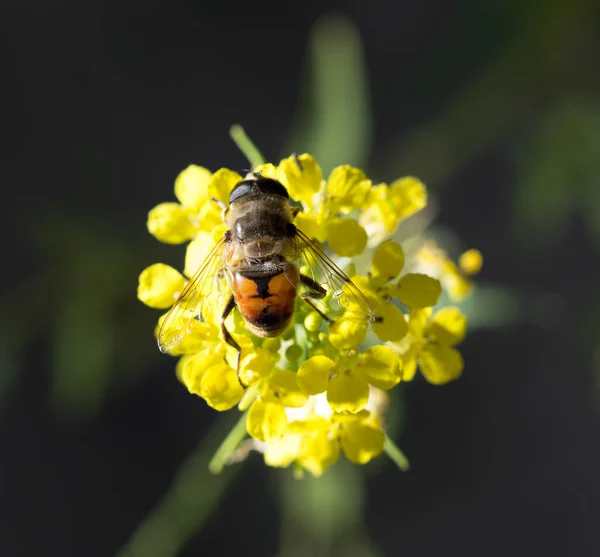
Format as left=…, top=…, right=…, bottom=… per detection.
left=293, top=228, right=375, bottom=323
left=157, top=236, right=229, bottom=353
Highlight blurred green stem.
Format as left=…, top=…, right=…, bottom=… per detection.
left=117, top=413, right=243, bottom=557
left=230, top=125, right=266, bottom=168
left=278, top=462, right=378, bottom=557
left=209, top=408, right=249, bottom=474
left=383, top=433, right=410, bottom=472
left=285, top=15, right=372, bottom=172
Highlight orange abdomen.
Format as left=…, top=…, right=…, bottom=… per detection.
left=231, top=267, right=299, bottom=337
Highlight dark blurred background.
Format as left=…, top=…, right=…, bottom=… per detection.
left=2, top=0, right=600, bottom=555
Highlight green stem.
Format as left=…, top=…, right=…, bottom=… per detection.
left=229, top=125, right=266, bottom=168
left=238, top=383, right=258, bottom=411
left=383, top=432, right=410, bottom=472
left=278, top=461, right=378, bottom=557
left=208, top=408, right=250, bottom=474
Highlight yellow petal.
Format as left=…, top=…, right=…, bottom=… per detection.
left=393, top=273, right=441, bottom=308
left=264, top=431, right=304, bottom=468
left=297, top=356, right=336, bottom=396
left=401, top=356, right=418, bottom=381
left=180, top=348, right=225, bottom=391
left=179, top=357, right=207, bottom=392
left=174, top=165, right=212, bottom=210
left=194, top=202, right=224, bottom=234
left=247, top=399, right=288, bottom=442
left=299, top=427, right=340, bottom=477
left=340, top=421, right=384, bottom=464
left=175, top=354, right=192, bottom=384
left=328, top=317, right=368, bottom=350
left=327, top=165, right=372, bottom=213
left=260, top=369, right=308, bottom=408
left=360, top=184, right=402, bottom=237
left=239, top=348, right=277, bottom=386
left=426, top=307, right=467, bottom=346
left=407, top=307, right=432, bottom=337
left=330, top=409, right=370, bottom=423
left=253, top=162, right=279, bottom=180
left=358, top=346, right=403, bottom=390
left=388, top=176, right=427, bottom=220
left=326, top=218, right=368, bottom=257
left=198, top=363, right=245, bottom=411
left=211, top=223, right=229, bottom=244
left=147, top=203, right=196, bottom=244
left=442, top=260, right=474, bottom=301
left=340, top=275, right=379, bottom=316
left=137, top=263, right=185, bottom=309
left=372, top=303, right=408, bottom=343
left=459, top=249, right=483, bottom=276
left=371, top=240, right=405, bottom=279
left=207, top=168, right=243, bottom=205
left=279, top=154, right=323, bottom=204
left=294, top=212, right=327, bottom=243
left=327, top=369, right=370, bottom=413
left=418, top=344, right=464, bottom=384
left=183, top=231, right=217, bottom=279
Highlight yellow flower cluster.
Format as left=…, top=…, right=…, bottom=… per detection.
left=137, top=152, right=479, bottom=477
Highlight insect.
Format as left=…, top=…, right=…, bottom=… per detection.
left=157, top=171, right=374, bottom=378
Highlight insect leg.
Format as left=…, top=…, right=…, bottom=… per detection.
left=299, top=274, right=327, bottom=298
left=299, top=274, right=333, bottom=323
left=300, top=295, right=334, bottom=323
left=221, top=294, right=245, bottom=386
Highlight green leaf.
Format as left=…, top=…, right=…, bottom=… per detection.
left=50, top=295, right=114, bottom=421
left=26, top=209, right=157, bottom=422
left=511, top=99, right=600, bottom=251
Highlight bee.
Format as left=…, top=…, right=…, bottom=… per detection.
left=158, top=171, right=374, bottom=378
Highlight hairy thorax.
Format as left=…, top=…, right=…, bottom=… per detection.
left=227, top=194, right=297, bottom=261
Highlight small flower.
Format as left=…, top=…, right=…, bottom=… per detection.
left=346, top=240, right=443, bottom=345
left=391, top=306, right=467, bottom=384
left=179, top=348, right=243, bottom=411
left=359, top=177, right=427, bottom=246
left=246, top=369, right=308, bottom=443
left=264, top=408, right=385, bottom=477
left=414, top=241, right=483, bottom=301
left=334, top=411, right=385, bottom=465
left=296, top=346, right=402, bottom=414
left=147, top=165, right=242, bottom=245
left=246, top=400, right=288, bottom=443
left=137, top=263, right=185, bottom=309
left=459, top=248, right=484, bottom=276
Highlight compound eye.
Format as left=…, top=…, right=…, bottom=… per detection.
left=229, top=181, right=254, bottom=204
left=256, top=178, right=289, bottom=198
